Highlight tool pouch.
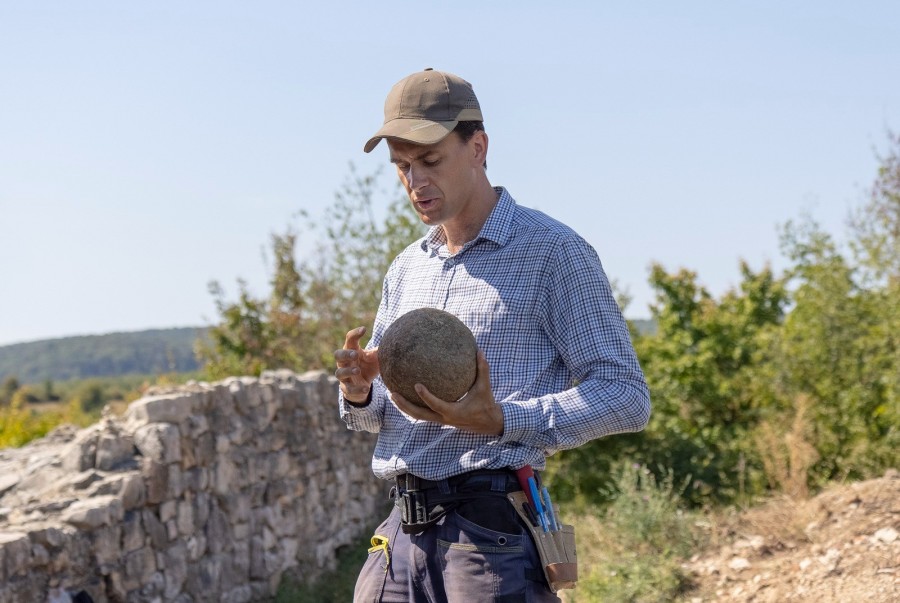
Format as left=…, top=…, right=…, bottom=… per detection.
left=507, top=490, right=578, bottom=592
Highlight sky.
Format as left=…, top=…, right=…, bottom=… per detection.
left=1, top=2, right=898, bottom=346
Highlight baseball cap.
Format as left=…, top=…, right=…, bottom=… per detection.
left=364, top=68, right=483, bottom=153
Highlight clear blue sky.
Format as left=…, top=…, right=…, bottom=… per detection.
left=1, top=2, right=898, bottom=346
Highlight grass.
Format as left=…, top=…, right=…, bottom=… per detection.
left=561, top=463, right=702, bottom=603
left=0, top=372, right=197, bottom=449
left=0, top=398, right=96, bottom=448
left=274, top=536, right=372, bottom=602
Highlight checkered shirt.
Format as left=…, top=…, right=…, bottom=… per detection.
left=340, top=187, right=650, bottom=481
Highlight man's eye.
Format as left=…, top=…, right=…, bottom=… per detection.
left=423, top=159, right=439, bottom=167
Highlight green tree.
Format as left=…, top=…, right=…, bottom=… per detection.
left=549, top=261, right=788, bottom=505
left=199, top=166, right=424, bottom=378
left=72, top=380, right=107, bottom=413
left=763, top=134, right=900, bottom=484
left=1, top=376, right=20, bottom=406
left=43, top=378, right=58, bottom=402
left=551, top=134, right=900, bottom=506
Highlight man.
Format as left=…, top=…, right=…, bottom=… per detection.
left=334, top=68, right=650, bottom=602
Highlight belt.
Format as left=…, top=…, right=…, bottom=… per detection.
left=391, top=469, right=522, bottom=534
left=394, top=469, right=522, bottom=494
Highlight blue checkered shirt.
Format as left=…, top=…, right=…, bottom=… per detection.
left=340, top=187, right=650, bottom=481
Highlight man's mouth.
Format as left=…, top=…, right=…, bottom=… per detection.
left=414, top=197, right=438, bottom=211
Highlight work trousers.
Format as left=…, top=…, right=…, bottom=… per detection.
left=353, top=496, right=560, bottom=602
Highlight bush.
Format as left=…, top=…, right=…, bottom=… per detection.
left=564, top=462, right=699, bottom=603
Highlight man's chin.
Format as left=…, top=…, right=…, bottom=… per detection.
left=415, top=211, right=442, bottom=226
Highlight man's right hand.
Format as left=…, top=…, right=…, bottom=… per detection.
left=334, top=326, right=380, bottom=403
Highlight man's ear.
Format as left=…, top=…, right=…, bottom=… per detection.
left=469, top=130, right=489, bottom=168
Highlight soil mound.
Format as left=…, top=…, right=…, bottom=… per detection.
left=683, top=470, right=900, bottom=602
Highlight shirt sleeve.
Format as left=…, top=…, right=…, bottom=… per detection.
left=498, top=236, right=651, bottom=453
left=339, top=378, right=388, bottom=433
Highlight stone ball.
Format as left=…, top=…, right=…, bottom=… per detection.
left=378, top=308, right=477, bottom=408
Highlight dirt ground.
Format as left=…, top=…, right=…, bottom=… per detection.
left=682, top=469, right=899, bottom=602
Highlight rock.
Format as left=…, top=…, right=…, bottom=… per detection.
left=378, top=307, right=477, bottom=407
left=873, top=527, right=898, bottom=544
left=0, top=473, right=19, bottom=497
left=60, top=429, right=99, bottom=472
left=134, top=423, right=182, bottom=464
left=0, top=532, right=30, bottom=578
left=95, top=430, right=136, bottom=471
left=125, top=393, right=199, bottom=426
left=61, top=495, right=123, bottom=529
left=728, top=557, right=752, bottom=571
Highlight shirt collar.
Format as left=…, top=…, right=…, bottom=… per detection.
left=422, top=187, right=516, bottom=253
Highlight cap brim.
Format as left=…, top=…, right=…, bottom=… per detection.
left=363, top=118, right=458, bottom=153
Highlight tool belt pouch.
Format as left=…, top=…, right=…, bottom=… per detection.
left=507, top=490, right=578, bottom=592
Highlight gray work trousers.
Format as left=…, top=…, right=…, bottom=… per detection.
left=353, top=503, right=560, bottom=602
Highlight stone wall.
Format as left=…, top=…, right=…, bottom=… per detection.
left=0, top=370, right=384, bottom=603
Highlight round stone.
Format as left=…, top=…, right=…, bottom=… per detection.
left=378, top=308, right=477, bottom=407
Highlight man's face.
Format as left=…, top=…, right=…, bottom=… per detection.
left=387, top=131, right=486, bottom=230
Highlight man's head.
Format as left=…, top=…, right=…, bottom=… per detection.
left=364, top=68, right=484, bottom=153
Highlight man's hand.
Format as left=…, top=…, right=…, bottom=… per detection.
left=334, top=326, right=380, bottom=403
left=390, top=350, right=504, bottom=436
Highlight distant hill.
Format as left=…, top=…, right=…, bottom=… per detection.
left=630, top=318, right=656, bottom=336
left=0, top=327, right=210, bottom=383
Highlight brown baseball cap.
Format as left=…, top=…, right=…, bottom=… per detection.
left=364, top=68, right=483, bottom=153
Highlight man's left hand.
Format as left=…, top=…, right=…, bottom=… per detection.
left=390, top=350, right=504, bottom=436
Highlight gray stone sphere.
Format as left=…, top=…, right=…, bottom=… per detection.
left=378, top=308, right=477, bottom=407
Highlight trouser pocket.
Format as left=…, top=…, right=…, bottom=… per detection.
left=455, top=495, right=522, bottom=534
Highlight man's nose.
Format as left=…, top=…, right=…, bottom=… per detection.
left=407, top=165, right=426, bottom=191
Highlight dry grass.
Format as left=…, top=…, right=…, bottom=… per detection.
left=754, top=395, right=819, bottom=500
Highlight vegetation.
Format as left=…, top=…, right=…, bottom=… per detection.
left=0, top=372, right=198, bottom=448
left=274, top=537, right=373, bottom=603
left=0, top=327, right=207, bottom=384
left=197, top=166, right=424, bottom=378
left=563, top=463, right=700, bottom=602
left=550, top=134, right=899, bottom=509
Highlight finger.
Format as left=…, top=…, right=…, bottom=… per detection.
left=391, top=391, right=439, bottom=422
left=343, top=326, right=367, bottom=349
left=334, top=348, right=359, bottom=366
left=334, top=366, right=361, bottom=382
left=473, top=349, right=492, bottom=390
left=414, top=383, right=453, bottom=413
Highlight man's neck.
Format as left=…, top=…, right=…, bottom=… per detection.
left=442, top=185, right=500, bottom=254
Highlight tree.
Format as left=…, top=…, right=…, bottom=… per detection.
left=764, top=133, right=900, bottom=483
left=198, top=166, right=424, bottom=378
left=549, top=261, right=789, bottom=505
left=1, top=376, right=20, bottom=407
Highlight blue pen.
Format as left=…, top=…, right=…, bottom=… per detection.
left=528, top=477, right=549, bottom=532
left=541, top=486, right=559, bottom=531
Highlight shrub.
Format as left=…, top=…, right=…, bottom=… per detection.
left=563, top=462, right=699, bottom=603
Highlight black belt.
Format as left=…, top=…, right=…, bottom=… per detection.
left=392, top=469, right=522, bottom=534
left=394, top=469, right=521, bottom=493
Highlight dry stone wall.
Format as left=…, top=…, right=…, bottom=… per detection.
left=0, top=370, right=384, bottom=603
